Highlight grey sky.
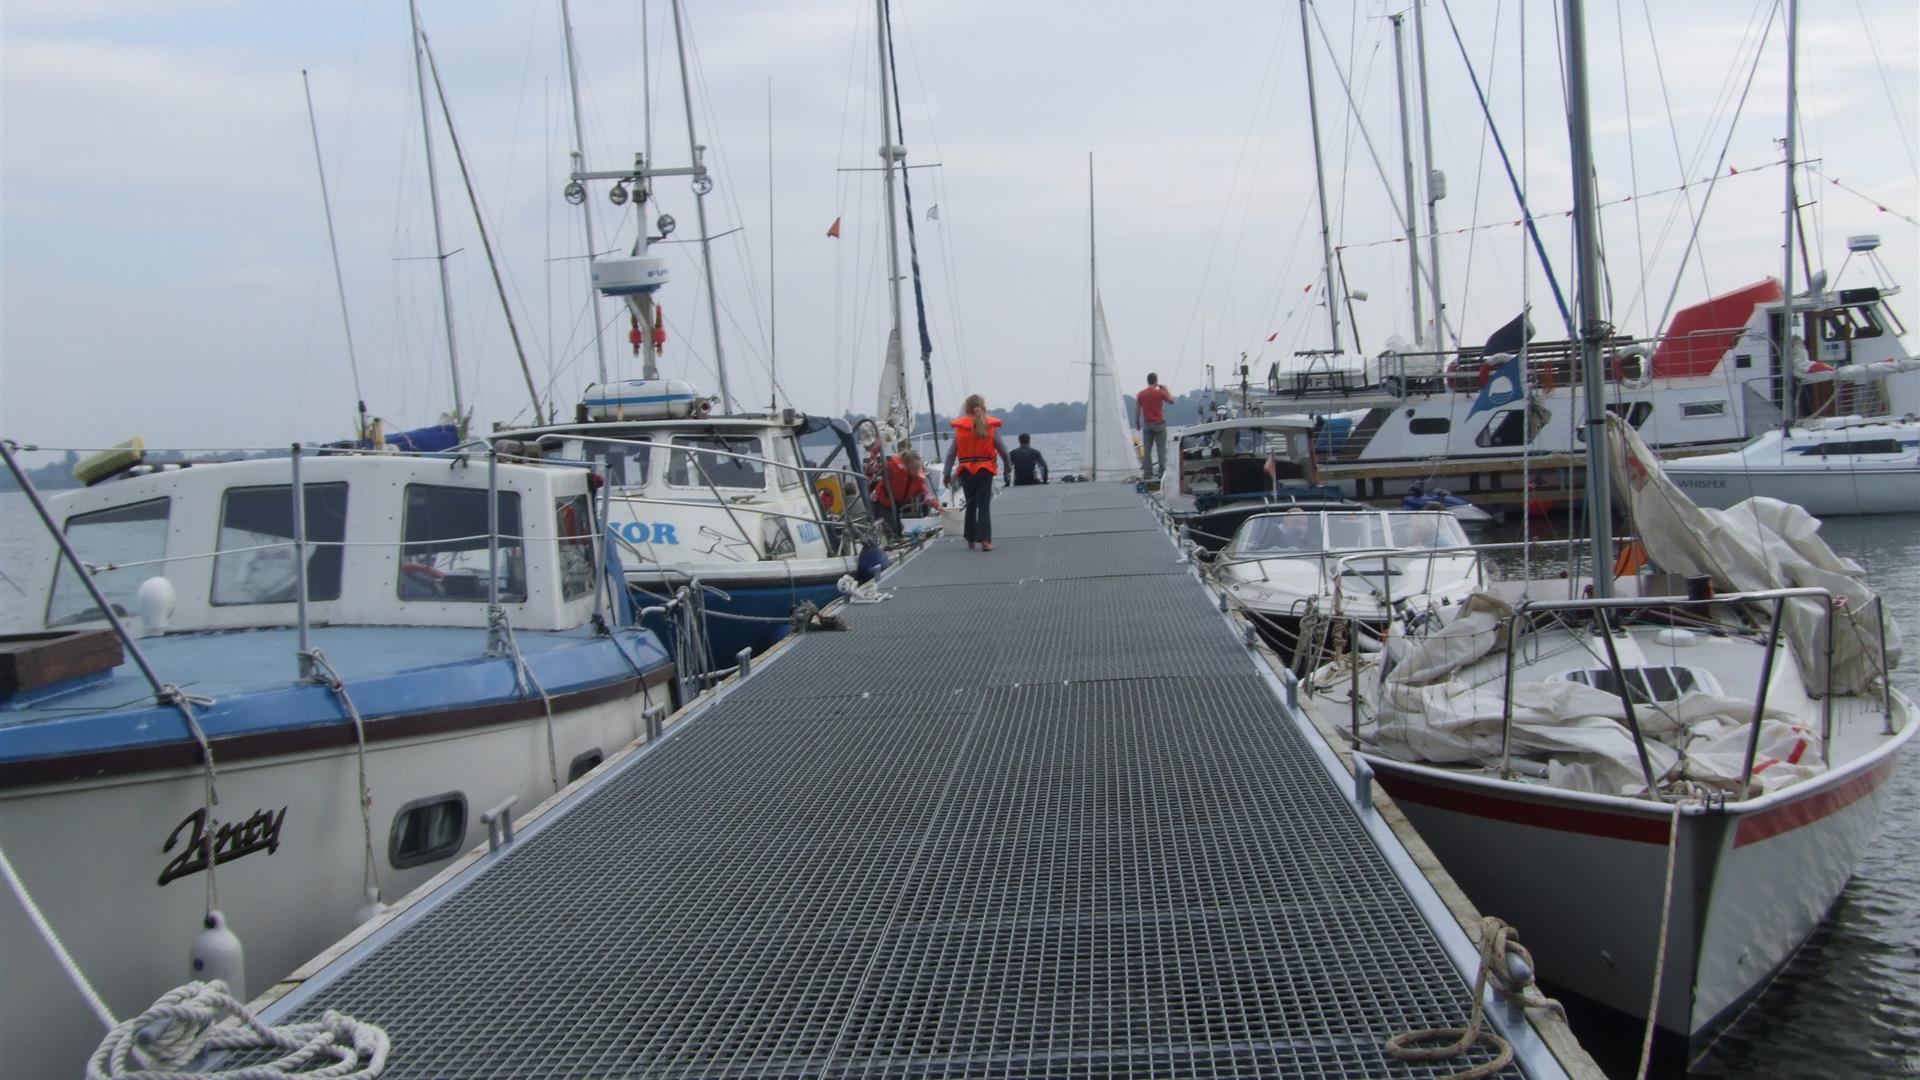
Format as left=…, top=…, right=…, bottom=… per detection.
left=3, top=0, right=1915, bottom=451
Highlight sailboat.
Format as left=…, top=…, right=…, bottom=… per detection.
left=1080, top=158, right=1142, bottom=483
left=1280, top=0, right=1915, bottom=1063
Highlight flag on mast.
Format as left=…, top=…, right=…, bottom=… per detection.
left=826, top=217, right=842, bottom=239
left=927, top=204, right=939, bottom=221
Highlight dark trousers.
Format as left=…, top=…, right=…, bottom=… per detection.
left=960, top=469, right=995, bottom=542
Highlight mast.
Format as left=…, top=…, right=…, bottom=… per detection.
left=422, top=33, right=544, bottom=426
left=1411, top=0, right=1447, bottom=349
left=768, top=77, right=777, bottom=410
left=559, top=0, right=611, bottom=386
left=1297, top=0, right=1342, bottom=354
left=1565, top=0, right=1613, bottom=596
left=875, top=0, right=910, bottom=449
left=1089, top=153, right=1098, bottom=479
left=1390, top=14, right=1423, bottom=344
left=669, top=0, right=732, bottom=412
left=880, top=0, right=943, bottom=455
left=301, top=70, right=369, bottom=442
left=410, top=0, right=466, bottom=435
left=1779, top=0, right=1800, bottom=429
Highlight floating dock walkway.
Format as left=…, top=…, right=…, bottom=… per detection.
left=249, top=483, right=1585, bottom=1078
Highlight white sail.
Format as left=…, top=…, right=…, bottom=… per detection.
left=875, top=327, right=911, bottom=451
left=1083, top=293, right=1140, bottom=480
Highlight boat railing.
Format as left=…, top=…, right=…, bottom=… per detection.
left=1500, top=586, right=1849, bottom=800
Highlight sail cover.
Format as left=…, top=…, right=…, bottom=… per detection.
left=875, top=327, right=912, bottom=452
left=1083, top=294, right=1140, bottom=480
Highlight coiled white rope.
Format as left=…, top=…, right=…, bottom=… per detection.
left=301, top=649, right=380, bottom=904
left=837, top=574, right=893, bottom=604
left=86, top=981, right=387, bottom=1079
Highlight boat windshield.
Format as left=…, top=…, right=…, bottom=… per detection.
left=1387, top=513, right=1469, bottom=550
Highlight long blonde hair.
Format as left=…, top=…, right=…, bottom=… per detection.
left=962, top=393, right=988, bottom=438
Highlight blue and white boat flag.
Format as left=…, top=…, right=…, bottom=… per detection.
left=1467, top=354, right=1526, bottom=418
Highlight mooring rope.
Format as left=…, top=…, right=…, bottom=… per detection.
left=86, top=981, right=387, bottom=1080
left=300, top=649, right=380, bottom=903
left=1386, top=915, right=1563, bottom=1080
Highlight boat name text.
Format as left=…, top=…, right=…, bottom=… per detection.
left=158, top=806, right=288, bottom=887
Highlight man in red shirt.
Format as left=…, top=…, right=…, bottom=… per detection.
left=1135, top=372, right=1175, bottom=479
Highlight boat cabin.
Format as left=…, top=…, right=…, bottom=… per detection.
left=1170, top=416, right=1320, bottom=508
left=18, top=452, right=603, bottom=636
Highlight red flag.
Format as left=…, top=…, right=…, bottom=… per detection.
left=1265, top=332, right=1278, bottom=342
left=826, top=216, right=842, bottom=238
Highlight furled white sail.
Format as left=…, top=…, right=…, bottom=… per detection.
left=1083, top=294, right=1140, bottom=480
left=875, top=327, right=912, bottom=451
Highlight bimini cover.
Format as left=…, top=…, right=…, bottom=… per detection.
left=385, top=424, right=460, bottom=453
left=1606, top=414, right=1902, bottom=696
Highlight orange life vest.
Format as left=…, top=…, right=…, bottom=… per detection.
left=951, top=415, right=1002, bottom=474
left=872, top=456, right=921, bottom=508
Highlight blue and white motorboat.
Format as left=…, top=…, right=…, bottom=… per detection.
left=496, top=398, right=872, bottom=669
left=0, top=443, right=675, bottom=1078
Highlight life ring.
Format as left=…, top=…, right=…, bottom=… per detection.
left=1478, top=360, right=1495, bottom=388
left=1615, top=344, right=1654, bottom=390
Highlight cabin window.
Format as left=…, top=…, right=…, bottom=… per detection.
left=1796, top=439, right=1905, bottom=457
left=597, top=440, right=652, bottom=488
left=1230, top=512, right=1325, bottom=554
left=389, top=792, right=467, bottom=869
left=567, top=749, right=604, bottom=783
left=1408, top=417, right=1451, bottom=436
left=1734, top=353, right=1753, bottom=369
left=1562, top=665, right=1710, bottom=703
left=48, top=498, right=172, bottom=627
left=1680, top=401, right=1727, bottom=419
left=210, top=483, right=348, bottom=606
left=771, top=438, right=804, bottom=490
left=555, top=494, right=595, bottom=601
left=1475, top=408, right=1540, bottom=448
left=667, top=435, right=765, bottom=489
left=398, top=486, right=525, bottom=602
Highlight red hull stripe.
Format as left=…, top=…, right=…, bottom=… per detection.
left=1732, top=755, right=1897, bottom=848
left=1376, top=771, right=1674, bottom=845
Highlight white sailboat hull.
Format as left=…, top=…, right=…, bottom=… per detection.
left=1361, top=712, right=1910, bottom=1058
left=1, top=694, right=661, bottom=1078
left=1661, top=421, right=1920, bottom=515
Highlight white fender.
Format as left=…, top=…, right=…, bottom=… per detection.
left=190, top=911, right=245, bottom=1002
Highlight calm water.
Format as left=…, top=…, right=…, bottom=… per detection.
left=2, top=458, right=1914, bottom=1074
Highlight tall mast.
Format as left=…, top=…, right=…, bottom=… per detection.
left=1411, top=0, right=1447, bottom=349
left=1565, top=0, right=1613, bottom=596
left=669, top=0, right=732, bottom=412
left=422, top=31, right=545, bottom=426
left=876, top=0, right=910, bottom=447
left=1779, top=0, right=1800, bottom=430
left=1089, top=153, right=1098, bottom=479
left=559, top=0, right=611, bottom=386
left=768, top=77, right=777, bottom=410
left=410, top=0, right=466, bottom=435
left=879, top=0, right=943, bottom=455
left=1390, top=14, right=1423, bottom=344
left=301, top=70, right=369, bottom=442
left=1297, top=0, right=1342, bottom=354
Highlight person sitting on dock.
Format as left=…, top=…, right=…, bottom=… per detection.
left=1009, top=434, right=1049, bottom=486
left=870, top=450, right=941, bottom=539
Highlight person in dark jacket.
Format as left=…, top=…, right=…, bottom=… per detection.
left=1009, top=433, right=1049, bottom=486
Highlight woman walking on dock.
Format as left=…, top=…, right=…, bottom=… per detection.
left=944, top=394, right=1012, bottom=551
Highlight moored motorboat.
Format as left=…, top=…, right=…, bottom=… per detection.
left=1161, top=414, right=1357, bottom=550
left=0, top=443, right=676, bottom=1078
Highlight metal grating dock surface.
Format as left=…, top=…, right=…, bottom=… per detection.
left=252, top=483, right=1543, bottom=1078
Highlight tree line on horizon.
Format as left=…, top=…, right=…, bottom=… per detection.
left=859, top=387, right=1223, bottom=438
